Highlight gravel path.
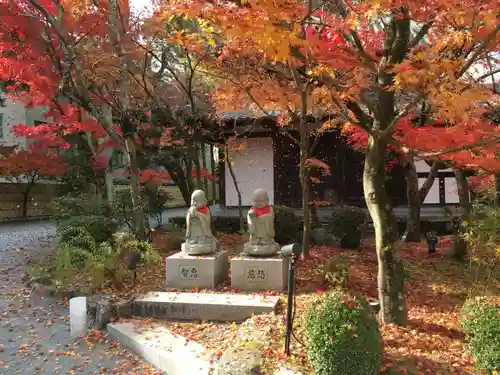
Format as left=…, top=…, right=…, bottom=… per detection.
left=0, top=219, right=171, bottom=375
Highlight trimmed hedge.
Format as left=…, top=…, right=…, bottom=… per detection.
left=304, top=292, right=381, bottom=375
left=274, top=205, right=302, bottom=244
left=461, top=297, right=500, bottom=372
left=327, top=206, right=367, bottom=249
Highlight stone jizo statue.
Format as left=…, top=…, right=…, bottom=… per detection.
left=181, top=190, right=217, bottom=255
left=243, top=188, right=279, bottom=256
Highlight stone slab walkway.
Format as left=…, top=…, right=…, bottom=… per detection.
left=0, top=221, right=160, bottom=375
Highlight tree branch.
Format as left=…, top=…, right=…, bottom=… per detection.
left=389, top=7, right=411, bottom=65
left=384, top=94, right=423, bottom=134
left=476, top=67, right=500, bottom=82
left=408, top=21, right=433, bottom=49
left=418, top=161, right=440, bottom=204
left=345, top=100, right=374, bottom=135
left=415, top=135, right=500, bottom=159
left=457, top=25, right=500, bottom=78
left=350, top=30, right=377, bottom=67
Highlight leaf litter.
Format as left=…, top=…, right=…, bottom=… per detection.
left=9, top=231, right=499, bottom=374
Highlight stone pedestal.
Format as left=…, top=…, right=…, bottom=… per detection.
left=230, top=256, right=289, bottom=292
left=166, top=251, right=229, bottom=289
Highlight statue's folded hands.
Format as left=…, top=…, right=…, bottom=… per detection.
left=243, top=188, right=279, bottom=257
left=182, top=190, right=217, bottom=255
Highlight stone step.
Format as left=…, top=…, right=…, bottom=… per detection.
left=108, top=320, right=303, bottom=375
left=132, top=292, right=281, bottom=321
left=108, top=320, right=211, bottom=375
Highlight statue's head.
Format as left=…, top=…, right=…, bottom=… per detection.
left=252, top=188, right=269, bottom=208
left=191, top=190, right=207, bottom=208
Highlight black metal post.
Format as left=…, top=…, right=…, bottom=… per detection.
left=284, top=255, right=296, bottom=356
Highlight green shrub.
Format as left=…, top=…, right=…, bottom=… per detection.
left=461, top=297, right=500, bottom=372
left=58, top=226, right=97, bottom=253
left=52, top=194, right=109, bottom=219
left=462, top=198, right=500, bottom=266
left=65, top=215, right=119, bottom=244
left=57, top=226, right=101, bottom=266
left=83, top=242, right=123, bottom=285
left=327, top=206, right=367, bottom=249
left=52, top=194, right=118, bottom=243
left=304, top=292, right=381, bottom=375
left=56, top=241, right=124, bottom=288
left=142, top=183, right=173, bottom=227
left=321, top=255, right=353, bottom=290
left=113, top=185, right=172, bottom=233
left=113, top=232, right=161, bottom=265
left=274, top=206, right=301, bottom=244
left=55, top=242, right=75, bottom=284
left=54, top=233, right=160, bottom=289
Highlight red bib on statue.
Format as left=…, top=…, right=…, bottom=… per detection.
left=195, top=206, right=209, bottom=214
left=251, top=205, right=271, bottom=216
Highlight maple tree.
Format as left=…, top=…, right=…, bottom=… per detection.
left=0, top=146, right=65, bottom=219
left=162, top=0, right=500, bottom=325
left=0, top=0, right=220, bottom=239
left=163, top=1, right=338, bottom=255
left=138, top=122, right=218, bottom=205
left=1, top=0, right=498, bottom=328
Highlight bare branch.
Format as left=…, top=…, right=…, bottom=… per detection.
left=384, top=94, right=423, bottom=134
left=458, top=25, right=500, bottom=78
left=389, top=7, right=411, bottom=65
left=27, top=0, right=70, bottom=50
left=418, top=161, right=440, bottom=204
left=415, top=135, right=500, bottom=159
left=279, top=128, right=300, bottom=144
left=409, top=21, right=433, bottom=49
left=475, top=67, right=500, bottom=82
left=350, top=30, right=377, bottom=68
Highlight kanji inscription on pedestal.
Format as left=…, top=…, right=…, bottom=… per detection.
left=178, top=265, right=200, bottom=280
left=244, top=267, right=267, bottom=282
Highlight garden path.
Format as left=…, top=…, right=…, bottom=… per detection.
left=0, top=206, right=192, bottom=375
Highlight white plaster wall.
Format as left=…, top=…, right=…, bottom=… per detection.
left=225, top=137, right=274, bottom=206
left=444, top=177, right=460, bottom=204
left=416, top=160, right=442, bottom=204
left=0, top=98, right=27, bottom=148
left=416, top=160, right=464, bottom=204
left=418, top=178, right=440, bottom=204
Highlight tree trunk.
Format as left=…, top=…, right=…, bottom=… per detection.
left=210, top=144, right=218, bottom=205
left=299, top=125, right=311, bottom=258
left=170, top=170, right=191, bottom=205
left=105, top=166, right=114, bottom=204
left=452, top=169, right=471, bottom=261
left=495, top=173, right=500, bottom=207
left=308, top=177, right=320, bottom=229
left=403, top=159, right=440, bottom=242
left=21, top=189, right=30, bottom=220
left=124, top=136, right=148, bottom=241
left=403, top=156, right=420, bottom=242
left=201, top=142, right=210, bottom=200
left=225, top=144, right=244, bottom=232
left=364, top=135, right=407, bottom=325
left=183, top=155, right=194, bottom=193
left=108, top=0, right=147, bottom=240
left=193, top=141, right=202, bottom=190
